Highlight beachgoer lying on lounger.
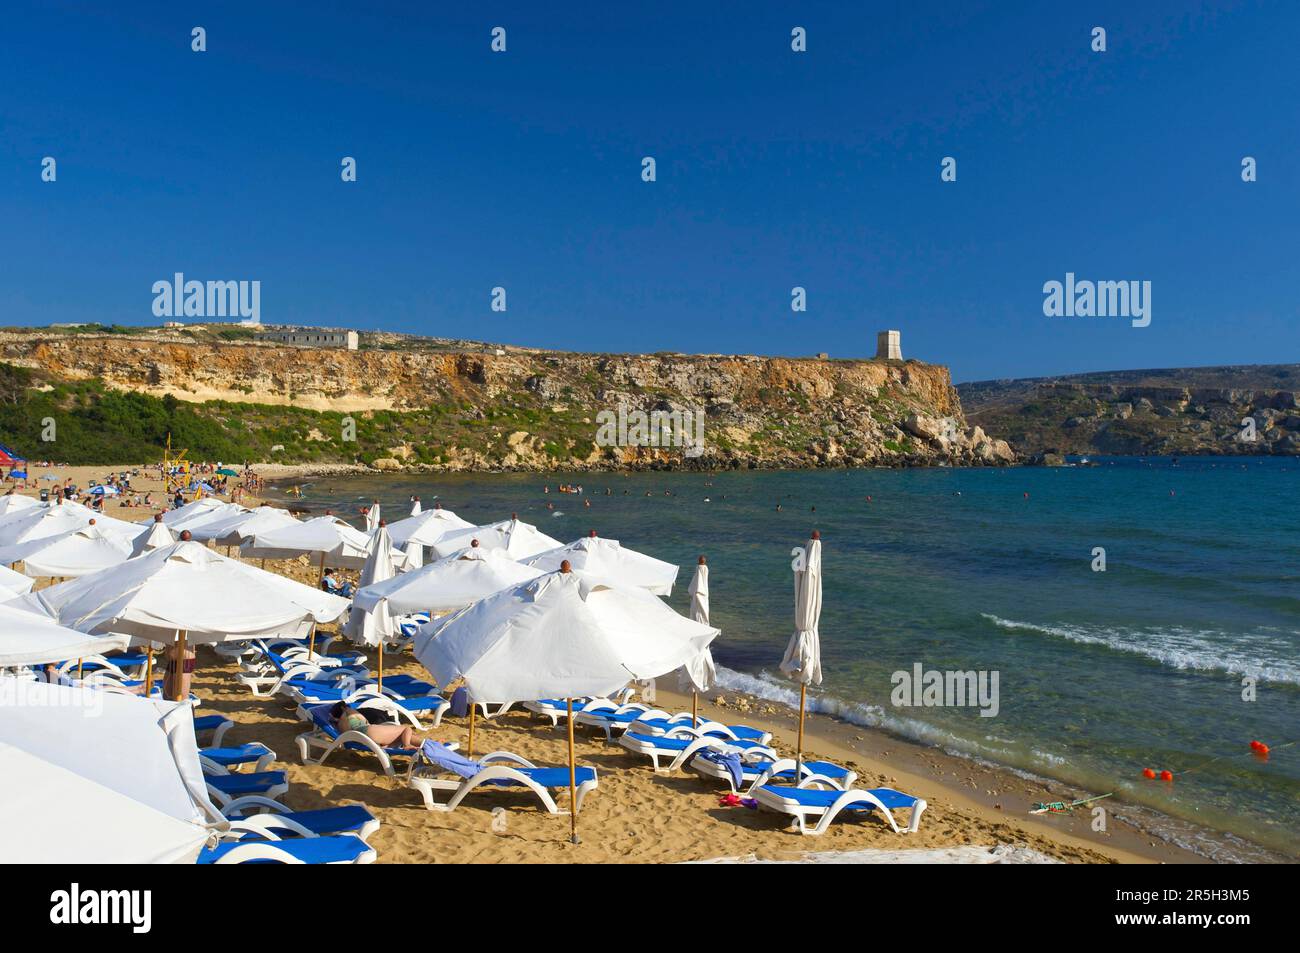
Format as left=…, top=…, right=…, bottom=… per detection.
left=330, top=701, right=420, bottom=749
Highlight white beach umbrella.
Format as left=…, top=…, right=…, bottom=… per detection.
left=0, top=677, right=222, bottom=861
left=365, top=500, right=381, bottom=534
left=385, top=506, right=475, bottom=549
left=241, top=514, right=382, bottom=572
left=415, top=564, right=719, bottom=842
left=779, top=531, right=823, bottom=775
left=0, top=563, right=34, bottom=597
left=0, top=500, right=138, bottom=549
left=343, top=525, right=400, bottom=668
left=430, top=513, right=562, bottom=560
left=677, top=557, right=717, bottom=726
left=410, top=497, right=423, bottom=516
left=355, top=542, right=544, bottom=616
left=162, top=502, right=248, bottom=541
left=0, top=603, right=130, bottom=667
left=16, top=538, right=349, bottom=698
left=0, top=523, right=133, bottom=578
left=204, top=506, right=299, bottom=547
left=159, top=497, right=230, bottom=527
left=0, top=745, right=211, bottom=864
left=130, top=514, right=177, bottom=557
left=0, top=494, right=39, bottom=517
left=524, top=531, right=679, bottom=595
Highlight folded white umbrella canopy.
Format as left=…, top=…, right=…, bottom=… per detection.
left=0, top=602, right=130, bottom=666
left=355, top=543, right=544, bottom=616
left=410, top=497, right=423, bottom=516
left=415, top=565, right=719, bottom=843
left=0, top=493, right=40, bottom=517
left=0, top=677, right=223, bottom=861
left=241, top=514, right=389, bottom=571
left=779, top=532, right=823, bottom=774
left=0, top=563, right=34, bottom=597
left=16, top=539, right=349, bottom=645
left=343, top=525, right=400, bottom=652
left=385, top=506, right=475, bottom=549
left=524, top=532, right=679, bottom=595
left=0, top=524, right=134, bottom=579
left=0, top=744, right=211, bottom=864
left=365, top=501, right=381, bottom=534
left=430, top=514, right=563, bottom=560
left=0, top=500, right=139, bottom=549
left=201, top=506, right=299, bottom=547
left=678, top=557, right=717, bottom=694
left=130, top=516, right=177, bottom=557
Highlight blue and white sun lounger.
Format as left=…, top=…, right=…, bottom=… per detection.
left=617, top=730, right=775, bottom=773
left=629, top=715, right=773, bottom=746
left=408, top=741, right=598, bottom=814
left=200, top=743, right=276, bottom=773
left=690, top=753, right=857, bottom=794
left=194, top=714, right=233, bottom=747
left=753, top=783, right=928, bottom=835
left=205, top=769, right=290, bottom=808
left=199, top=833, right=376, bottom=865
left=294, top=704, right=424, bottom=776
left=222, top=799, right=381, bottom=842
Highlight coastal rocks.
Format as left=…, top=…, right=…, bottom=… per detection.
left=370, top=457, right=403, bottom=471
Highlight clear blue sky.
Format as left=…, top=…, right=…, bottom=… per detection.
left=2, top=1, right=1296, bottom=382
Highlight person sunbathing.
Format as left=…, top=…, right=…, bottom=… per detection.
left=330, top=702, right=422, bottom=749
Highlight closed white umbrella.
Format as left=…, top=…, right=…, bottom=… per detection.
left=415, top=562, right=718, bottom=843
left=0, top=603, right=130, bottom=667
left=524, top=531, right=679, bottom=595
left=355, top=541, right=544, bottom=616
left=0, top=523, right=133, bottom=578
left=365, top=500, right=381, bottom=534
left=780, top=530, right=823, bottom=777
left=343, top=525, right=400, bottom=682
left=430, top=513, right=562, bottom=560
left=0, top=563, right=34, bottom=597
left=130, top=514, right=177, bottom=557
left=410, top=496, right=423, bottom=516
left=16, top=537, right=349, bottom=699
left=678, top=556, right=717, bottom=725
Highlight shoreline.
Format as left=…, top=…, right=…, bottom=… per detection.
left=8, top=464, right=1284, bottom=864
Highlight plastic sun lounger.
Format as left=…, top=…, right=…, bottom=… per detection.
left=200, top=743, right=276, bottom=773
left=222, top=799, right=381, bottom=842
left=617, top=730, right=774, bottom=773
left=287, top=683, right=449, bottom=728
left=407, top=744, right=598, bottom=815
left=629, top=715, right=773, bottom=746
left=689, top=754, right=858, bottom=794
left=523, top=690, right=641, bottom=726
left=199, top=834, right=376, bottom=865
left=205, top=769, right=290, bottom=809
left=194, top=714, right=233, bottom=748
left=574, top=705, right=675, bottom=740
left=295, top=705, right=423, bottom=776
left=753, top=783, right=928, bottom=835
left=237, top=650, right=371, bottom=697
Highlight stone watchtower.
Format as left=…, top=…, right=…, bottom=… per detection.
left=875, top=330, right=902, bottom=360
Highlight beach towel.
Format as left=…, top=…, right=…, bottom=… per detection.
left=450, top=686, right=469, bottom=717
left=420, top=740, right=483, bottom=779
left=698, top=749, right=743, bottom=791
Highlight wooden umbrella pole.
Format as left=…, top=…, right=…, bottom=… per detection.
left=467, top=699, right=476, bottom=759
left=692, top=690, right=698, bottom=728
left=567, top=697, right=579, bottom=845
left=317, top=551, right=326, bottom=586
left=144, top=647, right=154, bottom=697
left=795, top=683, right=807, bottom=783
left=76, top=658, right=83, bottom=680
left=307, top=622, right=316, bottom=663
left=377, top=639, right=384, bottom=691
left=174, top=630, right=188, bottom=702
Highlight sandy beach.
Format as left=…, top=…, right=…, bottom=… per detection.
left=8, top=462, right=1219, bottom=864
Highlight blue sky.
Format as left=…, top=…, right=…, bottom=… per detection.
left=2, top=1, right=1296, bottom=382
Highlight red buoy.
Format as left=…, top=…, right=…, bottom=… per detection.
left=1160, top=770, right=1174, bottom=782
left=1142, top=768, right=1157, bottom=779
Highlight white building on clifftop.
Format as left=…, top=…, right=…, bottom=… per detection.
left=876, top=330, right=902, bottom=360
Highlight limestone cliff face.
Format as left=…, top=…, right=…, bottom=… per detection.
left=1, top=330, right=1014, bottom=470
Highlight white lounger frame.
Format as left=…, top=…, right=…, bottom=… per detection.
left=408, top=750, right=597, bottom=814
left=753, top=782, right=928, bottom=835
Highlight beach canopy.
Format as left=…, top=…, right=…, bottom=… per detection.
left=216, top=467, right=239, bottom=476
left=0, top=678, right=220, bottom=862
left=430, top=515, right=563, bottom=561
left=0, top=602, right=130, bottom=666
left=415, top=568, right=719, bottom=702
left=355, top=543, right=545, bottom=616
left=678, top=559, right=717, bottom=692
left=130, top=517, right=177, bottom=557
left=385, top=506, right=475, bottom=549
left=0, top=494, right=40, bottom=517
left=410, top=498, right=422, bottom=516
left=524, top=533, right=679, bottom=595
left=780, top=534, right=823, bottom=687
left=0, top=499, right=139, bottom=548
left=242, top=515, right=392, bottom=570
left=0, top=523, right=133, bottom=578
left=0, top=443, right=25, bottom=467
left=343, top=525, right=400, bottom=648
left=365, top=502, right=381, bottom=534
left=15, top=539, right=349, bottom=644
left=197, top=505, right=299, bottom=547
left=159, top=497, right=231, bottom=527
left=0, top=563, right=34, bottom=597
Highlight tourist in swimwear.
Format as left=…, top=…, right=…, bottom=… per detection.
left=330, top=702, right=423, bottom=748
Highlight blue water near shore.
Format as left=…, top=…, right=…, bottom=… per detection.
left=275, top=456, right=1300, bottom=861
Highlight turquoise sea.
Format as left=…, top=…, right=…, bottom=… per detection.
left=273, top=456, right=1300, bottom=862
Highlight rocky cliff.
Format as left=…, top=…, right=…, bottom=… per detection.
left=0, top=328, right=1014, bottom=470
left=960, top=365, right=1300, bottom=456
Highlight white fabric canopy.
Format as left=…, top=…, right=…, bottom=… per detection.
left=0, top=500, right=139, bottom=549
left=414, top=569, right=719, bottom=702
left=0, top=677, right=222, bottom=828
left=355, top=544, right=544, bottom=616
left=385, top=507, right=474, bottom=548
left=242, top=515, right=392, bottom=570
left=410, top=498, right=422, bottom=516
left=678, top=561, right=717, bottom=692
left=780, top=537, right=823, bottom=686
left=0, top=524, right=133, bottom=578
left=0, top=744, right=211, bottom=863
left=130, top=518, right=177, bottom=557
left=524, top=534, right=679, bottom=595
left=0, top=494, right=40, bottom=517
left=158, top=497, right=231, bottom=527
left=0, top=602, right=130, bottom=666
left=343, top=526, right=399, bottom=647
left=14, top=540, right=349, bottom=644
left=365, top=502, right=381, bottom=534
left=201, top=506, right=299, bottom=547
left=430, top=516, right=562, bottom=561
left=0, top=563, right=34, bottom=596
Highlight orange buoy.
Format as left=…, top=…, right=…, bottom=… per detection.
left=1142, top=768, right=1157, bottom=779
left=1160, top=770, right=1174, bottom=782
